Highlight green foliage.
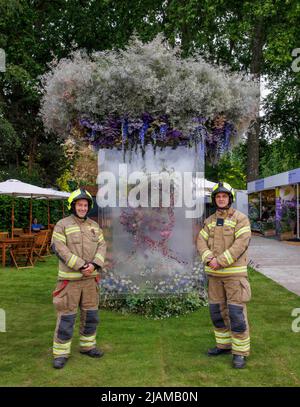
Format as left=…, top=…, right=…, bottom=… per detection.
left=0, top=0, right=299, bottom=182
left=262, top=73, right=300, bottom=138
left=261, top=73, right=300, bottom=178
left=100, top=291, right=207, bottom=319
left=0, top=114, right=21, bottom=167
left=206, top=131, right=300, bottom=185
left=259, top=135, right=300, bottom=178
left=205, top=142, right=247, bottom=189
left=0, top=195, right=67, bottom=231
left=56, top=170, right=73, bottom=192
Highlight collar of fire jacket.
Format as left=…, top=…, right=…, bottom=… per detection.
left=71, top=214, right=88, bottom=224
left=216, top=207, right=235, bottom=218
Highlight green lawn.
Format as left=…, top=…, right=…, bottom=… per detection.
left=0, top=256, right=300, bottom=387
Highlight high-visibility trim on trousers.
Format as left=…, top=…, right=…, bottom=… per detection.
left=232, top=336, right=250, bottom=352
left=53, top=340, right=71, bottom=357
left=214, top=330, right=232, bottom=345
left=80, top=334, right=96, bottom=348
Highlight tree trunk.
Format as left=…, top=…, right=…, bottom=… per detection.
left=247, top=118, right=260, bottom=182
left=247, top=18, right=265, bottom=182
left=28, top=133, right=37, bottom=175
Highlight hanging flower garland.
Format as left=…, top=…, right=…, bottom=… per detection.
left=69, top=112, right=236, bottom=162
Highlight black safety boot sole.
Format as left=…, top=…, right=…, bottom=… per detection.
left=232, top=355, right=246, bottom=368
left=80, top=348, right=104, bottom=358
left=207, top=347, right=232, bottom=356
left=53, top=357, right=68, bottom=369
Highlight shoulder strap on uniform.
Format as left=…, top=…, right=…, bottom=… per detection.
left=227, top=208, right=236, bottom=219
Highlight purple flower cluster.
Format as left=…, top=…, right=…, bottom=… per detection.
left=78, top=113, right=236, bottom=160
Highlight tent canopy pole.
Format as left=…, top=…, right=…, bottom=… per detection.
left=11, top=196, right=15, bottom=238
left=29, top=195, right=32, bottom=234
left=47, top=199, right=50, bottom=228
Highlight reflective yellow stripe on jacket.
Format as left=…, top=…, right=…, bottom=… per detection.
left=52, top=231, right=66, bottom=243
left=95, top=253, right=105, bottom=264
left=202, top=249, right=213, bottom=262
left=207, top=222, right=216, bottom=229
left=223, top=249, right=234, bottom=265
left=199, top=229, right=209, bottom=241
left=65, top=226, right=81, bottom=235
left=224, top=219, right=237, bottom=228
left=58, top=270, right=98, bottom=280
left=205, top=265, right=247, bottom=275
left=67, top=254, right=78, bottom=269
left=235, top=226, right=251, bottom=238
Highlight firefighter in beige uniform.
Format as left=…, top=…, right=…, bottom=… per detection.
left=197, top=182, right=251, bottom=369
left=51, top=189, right=106, bottom=369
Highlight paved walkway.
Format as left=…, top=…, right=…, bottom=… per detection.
left=249, top=236, right=300, bottom=296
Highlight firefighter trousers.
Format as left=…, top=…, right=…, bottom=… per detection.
left=52, top=278, right=100, bottom=359
left=208, top=275, right=251, bottom=356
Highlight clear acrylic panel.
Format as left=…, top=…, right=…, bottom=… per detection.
left=97, top=143, right=205, bottom=296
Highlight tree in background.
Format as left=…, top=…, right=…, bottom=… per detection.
left=0, top=0, right=299, bottom=186
left=205, top=142, right=247, bottom=190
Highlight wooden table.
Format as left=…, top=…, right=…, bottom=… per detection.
left=0, top=238, right=22, bottom=267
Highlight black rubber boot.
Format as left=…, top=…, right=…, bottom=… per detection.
left=207, top=347, right=232, bottom=356
left=232, top=355, right=246, bottom=368
left=53, top=357, right=68, bottom=369
left=80, top=348, right=104, bottom=358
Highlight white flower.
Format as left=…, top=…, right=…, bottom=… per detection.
left=40, top=34, right=259, bottom=139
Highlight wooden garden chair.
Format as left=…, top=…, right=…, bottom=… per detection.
left=41, top=229, right=53, bottom=257
left=32, top=230, right=49, bottom=263
left=13, top=228, right=24, bottom=237
left=0, top=232, right=9, bottom=240
left=9, top=236, right=36, bottom=269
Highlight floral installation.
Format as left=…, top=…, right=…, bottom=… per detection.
left=40, top=34, right=259, bottom=165
left=40, top=35, right=258, bottom=305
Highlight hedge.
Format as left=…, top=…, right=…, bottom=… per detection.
left=0, top=195, right=68, bottom=232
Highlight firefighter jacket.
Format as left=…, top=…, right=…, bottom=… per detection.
left=51, top=214, right=107, bottom=281
left=197, top=207, right=251, bottom=277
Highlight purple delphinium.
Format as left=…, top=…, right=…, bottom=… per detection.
left=76, top=113, right=235, bottom=157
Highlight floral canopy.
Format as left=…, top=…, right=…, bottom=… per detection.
left=40, top=34, right=259, bottom=164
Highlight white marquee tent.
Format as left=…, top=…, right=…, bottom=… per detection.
left=0, top=179, right=70, bottom=236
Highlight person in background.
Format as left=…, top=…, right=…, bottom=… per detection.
left=261, top=206, right=270, bottom=222
left=31, top=218, right=45, bottom=232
